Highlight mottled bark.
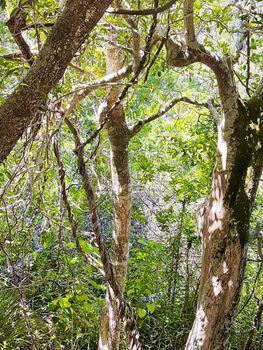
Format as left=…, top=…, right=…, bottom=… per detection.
left=98, top=35, right=134, bottom=350
left=0, top=0, right=112, bottom=162
left=164, top=1, right=263, bottom=348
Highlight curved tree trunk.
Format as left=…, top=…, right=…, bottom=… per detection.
left=163, top=1, right=263, bottom=348
left=184, top=58, right=263, bottom=350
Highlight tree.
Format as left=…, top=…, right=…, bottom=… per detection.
left=0, top=0, right=112, bottom=161
left=162, top=1, right=263, bottom=348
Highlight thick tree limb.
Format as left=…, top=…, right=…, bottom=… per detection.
left=107, top=0, right=177, bottom=16
left=249, top=77, right=263, bottom=109
left=115, top=0, right=142, bottom=72
left=0, top=0, right=113, bottom=163
left=66, top=65, right=132, bottom=118
left=76, top=9, right=159, bottom=151
left=183, top=0, right=196, bottom=46
left=105, top=1, right=159, bottom=116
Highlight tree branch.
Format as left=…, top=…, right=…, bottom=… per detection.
left=238, top=263, right=263, bottom=315
left=66, top=65, right=132, bottom=118
left=183, top=0, right=197, bottom=46
left=129, top=96, right=212, bottom=137
left=77, top=3, right=160, bottom=151
left=0, top=50, right=38, bottom=60
left=249, top=77, right=263, bottom=109
left=107, top=0, right=177, bottom=16
left=115, top=0, right=142, bottom=72
left=21, top=22, right=54, bottom=31
left=243, top=296, right=263, bottom=350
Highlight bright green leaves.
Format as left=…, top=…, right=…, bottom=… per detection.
left=58, top=296, right=72, bottom=309
left=48, top=293, right=94, bottom=313
left=75, top=294, right=89, bottom=302
left=136, top=304, right=155, bottom=318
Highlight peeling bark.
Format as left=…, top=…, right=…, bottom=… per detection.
left=0, top=0, right=112, bottom=162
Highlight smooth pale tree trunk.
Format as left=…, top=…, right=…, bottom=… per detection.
left=0, top=0, right=112, bottom=162
left=163, top=1, right=263, bottom=348
left=98, top=36, right=132, bottom=350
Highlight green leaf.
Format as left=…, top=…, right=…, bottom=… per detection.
left=90, top=280, right=106, bottom=291
left=83, top=302, right=93, bottom=313
left=64, top=242, right=76, bottom=248
left=127, top=288, right=135, bottom=296
left=146, top=303, right=155, bottom=314
left=195, top=1, right=201, bottom=9
left=137, top=308, right=146, bottom=318
left=69, top=256, right=79, bottom=265
left=59, top=297, right=72, bottom=309
left=75, top=294, right=89, bottom=301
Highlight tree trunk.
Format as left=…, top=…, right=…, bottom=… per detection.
left=184, top=69, right=263, bottom=350
left=0, top=0, right=112, bottom=162
left=98, top=35, right=132, bottom=350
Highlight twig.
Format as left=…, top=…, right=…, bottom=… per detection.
left=246, top=24, right=251, bottom=97
left=21, top=22, right=54, bottom=31
left=238, top=263, right=262, bottom=315
left=129, top=96, right=212, bottom=137
left=53, top=140, right=102, bottom=271
left=144, top=37, right=166, bottom=82
left=243, top=296, right=263, bottom=350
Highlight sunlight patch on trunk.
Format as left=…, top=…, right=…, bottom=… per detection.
left=212, top=276, right=223, bottom=296
left=223, top=261, right=229, bottom=274
left=228, top=280, right=233, bottom=288
left=218, top=118, right=227, bottom=171
left=98, top=338, right=109, bottom=350
left=185, top=305, right=208, bottom=348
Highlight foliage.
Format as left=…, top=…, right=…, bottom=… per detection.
left=0, top=0, right=263, bottom=349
